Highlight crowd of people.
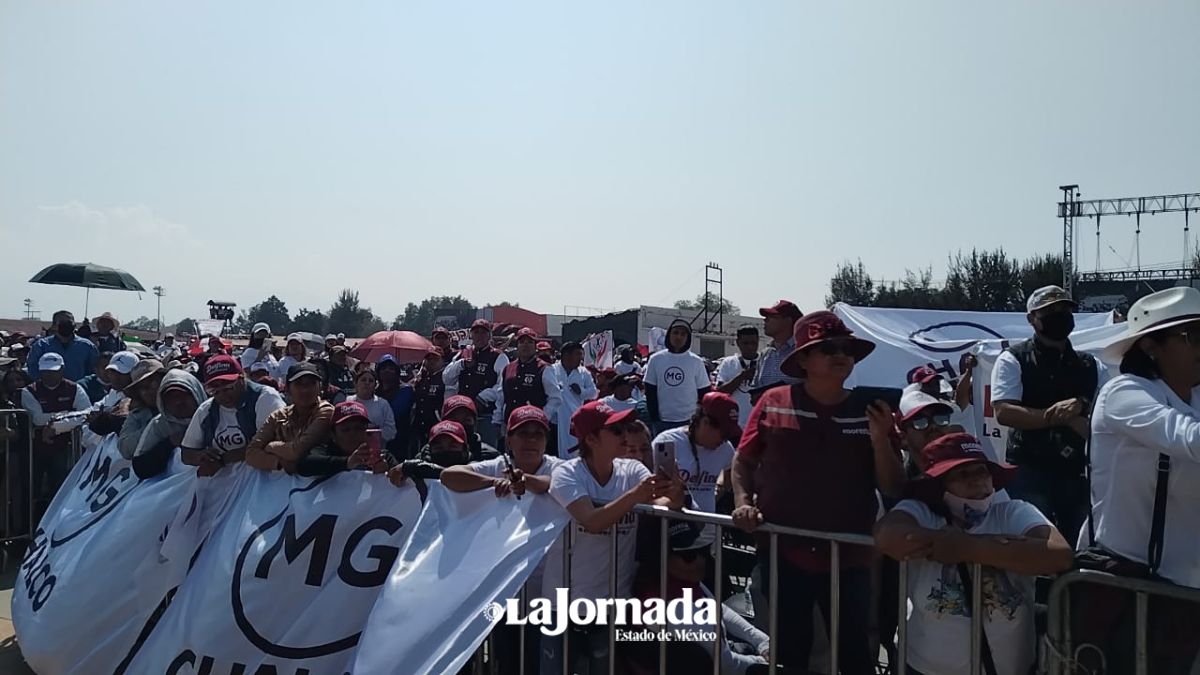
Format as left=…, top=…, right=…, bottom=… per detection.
left=1, top=284, right=1199, bottom=674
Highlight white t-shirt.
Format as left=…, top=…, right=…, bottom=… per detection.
left=894, top=498, right=1049, bottom=675
left=181, top=388, right=285, bottom=454
left=545, top=457, right=651, bottom=601
left=239, top=347, right=278, bottom=372
left=715, top=355, right=754, bottom=428
left=599, top=394, right=638, bottom=414
left=651, top=427, right=734, bottom=546
left=1090, top=374, right=1200, bottom=588
left=643, top=350, right=709, bottom=423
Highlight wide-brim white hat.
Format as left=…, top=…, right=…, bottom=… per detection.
left=1101, top=287, right=1200, bottom=365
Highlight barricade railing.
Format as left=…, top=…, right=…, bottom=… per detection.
left=0, top=408, right=34, bottom=553
left=482, top=502, right=994, bottom=675
left=1043, top=569, right=1200, bottom=675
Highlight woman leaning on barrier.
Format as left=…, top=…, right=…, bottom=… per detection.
left=1076, top=286, right=1200, bottom=673
left=540, top=400, right=686, bottom=675
left=875, top=432, right=1073, bottom=675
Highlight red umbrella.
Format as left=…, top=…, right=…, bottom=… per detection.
left=350, top=331, right=433, bottom=364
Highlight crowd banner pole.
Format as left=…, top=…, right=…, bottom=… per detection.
left=896, top=561, right=908, bottom=675
left=1135, top=591, right=1149, bottom=675
left=658, top=517, right=668, bottom=675
left=969, top=562, right=982, bottom=675
left=768, top=531, right=779, bottom=675
left=608, top=524, right=617, bottom=675
left=712, top=524, right=723, bottom=675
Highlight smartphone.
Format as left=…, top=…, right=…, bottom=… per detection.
left=654, top=441, right=677, bottom=478
left=851, top=386, right=903, bottom=410
left=366, top=429, right=383, bottom=457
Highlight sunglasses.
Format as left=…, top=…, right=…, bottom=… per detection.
left=813, top=340, right=855, bottom=357
left=906, top=412, right=952, bottom=431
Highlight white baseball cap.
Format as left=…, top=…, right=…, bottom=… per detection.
left=251, top=322, right=271, bottom=336
left=325, top=334, right=337, bottom=342
left=898, top=387, right=954, bottom=425
left=106, top=350, right=141, bottom=375
left=37, top=352, right=65, bottom=372
left=286, top=332, right=303, bottom=343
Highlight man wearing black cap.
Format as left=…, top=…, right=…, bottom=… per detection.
left=443, top=319, right=509, bottom=448
left=643, top=319, right=710, bottom=436
left=990, top=285, right=1099, bottom=545
left=245, top=362, right=335, bottom=473
left=748, top=299, right=803, bottom=403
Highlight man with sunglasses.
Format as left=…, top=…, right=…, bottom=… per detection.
left=990, top=285, right=1101, bottom=545
left=180, top=354, right=285, bottom=476
left=731, top=311, right=905, bottom=675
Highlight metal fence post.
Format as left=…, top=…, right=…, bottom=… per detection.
left=562, top=526, right=573, bottom=675
left=608, top=524, right=618, bottom=675
left=1135, top=591, right=1148, bottom=675
left=518, top=580, right=528, bottom=675
left=712, top=524, right=723, bottom=675
left=768, top=531, right=779, bottom=675
left=829, top=541, right=840, bottom=675
left=659, top=516, right=668, bottom=675
left=896, top=561, right=908, bottom=675
left=969, top=562, right=982, bottom=675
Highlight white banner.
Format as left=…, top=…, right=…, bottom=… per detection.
left=123, top=471, right=424, bottom=675
left=354, top=483, right=570, bottom=674
left=12, top=436, right=197, bottom=675
left=831, top=303, right=1116, bottom=389
left=583, top=330, right=614, bottom=369
left=194, top=319, right=225, bottom=337
left=647, top=327, right=666, bottom=353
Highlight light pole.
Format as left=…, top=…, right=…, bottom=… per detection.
left=153, top=286, right=165, bottom=338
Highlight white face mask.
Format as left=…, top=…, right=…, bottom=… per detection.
left=943, top=491, right=994, bottom=528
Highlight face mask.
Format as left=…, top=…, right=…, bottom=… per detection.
left=1038, top=312, right=1074, bottom=341
left=56, top=322, right=74, bottom=337
left=943, top=491, right=994, bottom=528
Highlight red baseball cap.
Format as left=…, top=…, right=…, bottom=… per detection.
left=515, top=327, right=538, bottom=341
left=536, top=341, right=552, bottom=351
left=432, top=326, right=450, bottom=336
left=203, top=354, right=243, bottom=385
left=425, top=346, right=444, bottom=358
left=507, top=405, right=550, bottom=433
left=441, top=395, right=477, bottom=418
left=907, top=365, right=940, bottom=385
left=470, top=319, right=492, bottom=331
left=429, top=420, right=467, bottom=445
left=911, top=433, right=1016, bottom=499
left=759, top=300, right=803, bottom=320
left=332, top=401, right=370, bottom=426
left=701, top=391, right=743, bottom=442
left=570, top=400, right=637, bottom=440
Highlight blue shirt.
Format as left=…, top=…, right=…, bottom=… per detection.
left=750, top=337, right=800, bottom=392
left=26, top=334, right=99, bottom=382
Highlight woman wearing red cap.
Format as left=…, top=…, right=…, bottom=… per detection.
left=875, top=433, right=1072, bottom=675
left=540, top=400, right=685, bottom=674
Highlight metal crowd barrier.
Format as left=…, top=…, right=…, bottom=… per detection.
left=469, top=503, right=997, bottom=675
left=1043, top=569, right=1200, bottom=675
left=0, top=408, right=34, bottom=556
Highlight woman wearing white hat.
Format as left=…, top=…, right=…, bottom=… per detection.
left=1085, top=286, right=1200, bottom=672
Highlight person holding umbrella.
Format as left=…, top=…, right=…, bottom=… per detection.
left=26, top=310, right=98, bottom=382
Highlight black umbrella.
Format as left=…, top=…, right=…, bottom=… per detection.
left=30, top=263, right=146, bottom=316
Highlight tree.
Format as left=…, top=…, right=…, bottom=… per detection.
left=236, top=295, right=291, bottom=334
left=826, top=260, right=876, bottom=307
left=391, top=296, right=477, bottom=334
left=1019, top=253, right=1066, bottom=299
left=123, top=316, right=160, bottom=331
left=171, top=317, right=197, bottom=335
left=291, top=308, right=328, bottom=335
left=875, top=268, right=940, bottom=309
left=673, top=292, right=740, bottom=316
left=326, top=289, right=387, bottom=338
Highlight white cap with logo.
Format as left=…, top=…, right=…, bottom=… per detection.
left=106, top=350, right=141, bottom=375
left=37, top=352, right=65, bottom=372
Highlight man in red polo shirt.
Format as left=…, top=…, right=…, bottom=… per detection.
left=731, top=310, right=905, bottom=674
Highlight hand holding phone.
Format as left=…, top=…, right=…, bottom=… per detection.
left=366, top=429, right=383, bottom=463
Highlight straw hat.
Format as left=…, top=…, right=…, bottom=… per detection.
left=1101, top=287, right=1200, bottom=365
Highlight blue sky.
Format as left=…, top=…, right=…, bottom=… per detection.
left=2, top=1, right=1197, bottom=329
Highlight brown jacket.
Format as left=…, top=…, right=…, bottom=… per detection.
left=245, top=400, right=334, bottom=472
